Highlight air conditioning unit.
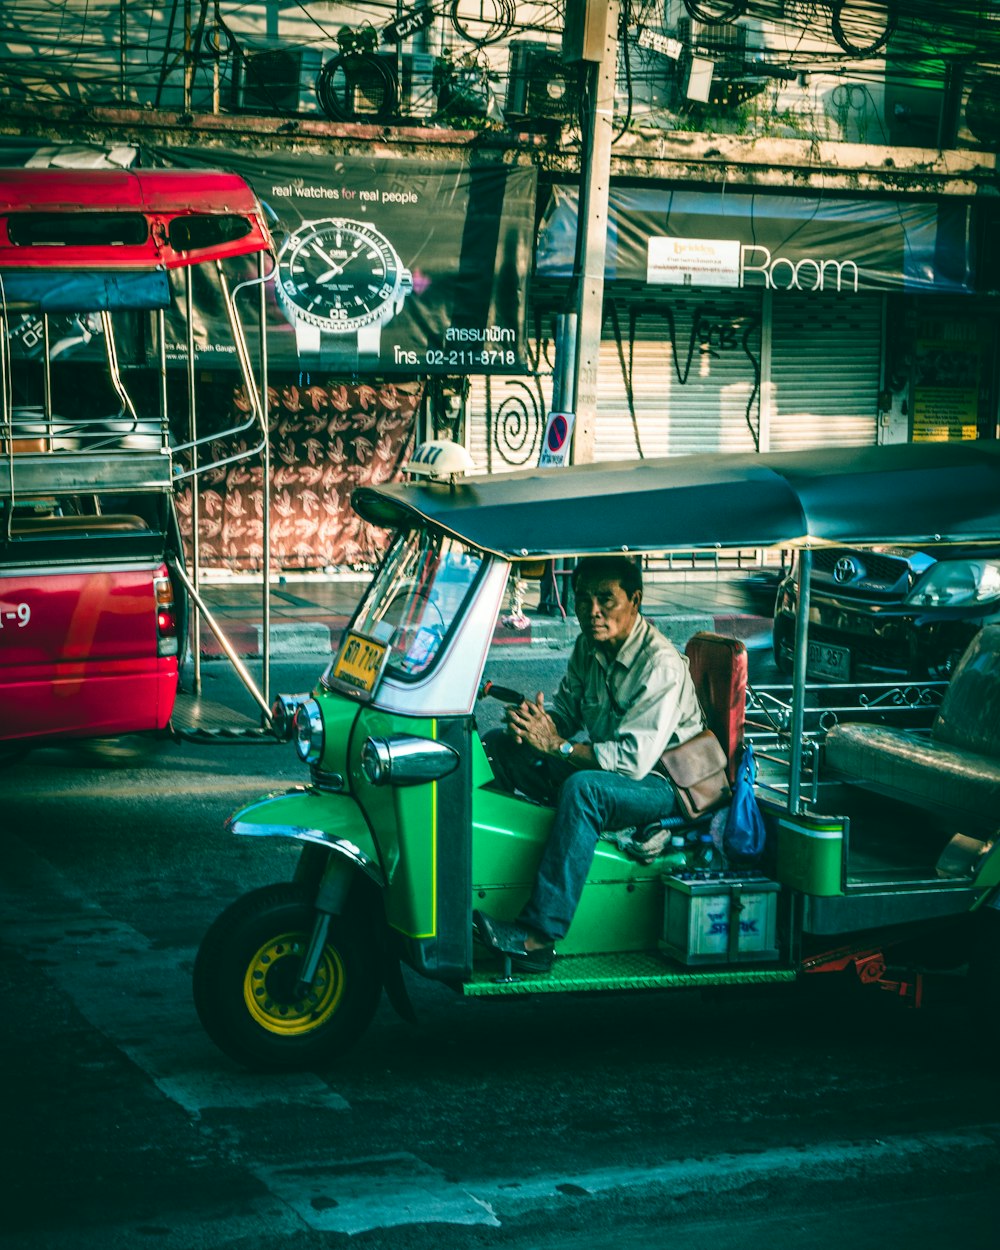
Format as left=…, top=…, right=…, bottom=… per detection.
left=676, top=17, right=748, bottom=73
left=236, top=48, right=325, bottom=115
left=506, top=41, right=578, bottom=121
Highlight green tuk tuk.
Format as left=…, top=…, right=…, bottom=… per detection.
left=194, top=442, right=1000, bottom=1069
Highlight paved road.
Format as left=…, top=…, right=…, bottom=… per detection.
left=3, top=658, right=997, bottom=1250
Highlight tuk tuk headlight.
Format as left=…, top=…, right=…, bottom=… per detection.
left=293, top=698, right=325, bottom=765
left=361, top=734, right=459, bottom=786
left=270, top=692, right=310, bottom=743
left=904, top=559, right=1000, bottom=608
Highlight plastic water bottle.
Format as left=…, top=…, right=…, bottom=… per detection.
left=659, top=834, right=689, bottom=871
left=693, top=831, right=717, bottom=872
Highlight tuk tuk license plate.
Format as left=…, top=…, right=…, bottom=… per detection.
left=331, top=631, right=388, bottom=694
left=807, top=640, right=850, bottom=681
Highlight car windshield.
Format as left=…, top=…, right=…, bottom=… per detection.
left=349, top=529, right=483, bottom=679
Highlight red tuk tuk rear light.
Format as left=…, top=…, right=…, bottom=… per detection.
left=154, top=570, right=178, bottom=657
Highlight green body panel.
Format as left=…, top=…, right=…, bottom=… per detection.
left=463, top=950, right=797, bottom=997
left=470, top=731, right=494, bottom=789
left=315, top=688, right=361, bottom=779
left=776, top=812, right=846, bottom=897
left=349, top=704, right=441, bottom=940
left=471, top=779, right=672, bottom=955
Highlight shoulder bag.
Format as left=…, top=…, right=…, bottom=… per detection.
left=656, top=728, right=732, bottom=823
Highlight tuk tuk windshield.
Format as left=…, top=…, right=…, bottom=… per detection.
left=346, top=529, right=484, bottom=681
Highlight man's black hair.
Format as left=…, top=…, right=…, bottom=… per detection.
left=571, top=556, right=643, bottom=599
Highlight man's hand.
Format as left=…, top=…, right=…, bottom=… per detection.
left=505, top=692, right=561, bottom=756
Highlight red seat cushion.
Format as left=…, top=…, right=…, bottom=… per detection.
left=684, top=631, right=748, bottom=783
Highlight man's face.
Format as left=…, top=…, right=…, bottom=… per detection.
left=574, top=576, right=641, bottom=652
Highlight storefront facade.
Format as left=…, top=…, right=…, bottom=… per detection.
left=468, top=183, right=999, bottom=472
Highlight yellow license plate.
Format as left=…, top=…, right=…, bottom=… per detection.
left=332, top=632, right=388, bottom=694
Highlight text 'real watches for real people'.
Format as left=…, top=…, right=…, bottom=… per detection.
left=275, top=218, right=413, bottom=373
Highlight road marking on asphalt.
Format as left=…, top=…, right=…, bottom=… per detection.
left=255, top=1152, right=501, bottom=1234
left=0, top=836, right=349, bottom=1118
left=470, top=1125, right=1000, bottom=1214
left=7, top=838, right=1000, bottom=1239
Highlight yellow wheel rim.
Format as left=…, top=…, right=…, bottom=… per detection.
left=243, top=930, right=346, bottom=1036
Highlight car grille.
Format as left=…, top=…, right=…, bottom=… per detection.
left=813, top=548, right=910, bottom=595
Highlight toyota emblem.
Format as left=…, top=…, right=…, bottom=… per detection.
left=833, top=556, right=860, bottom=583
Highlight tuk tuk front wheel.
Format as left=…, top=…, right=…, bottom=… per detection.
left=193, top=882, right=383, bottom=1070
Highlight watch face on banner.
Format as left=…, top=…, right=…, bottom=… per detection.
left=276, top=219, right=409, bottom=334
left=160, top=150, right=537, bottom=376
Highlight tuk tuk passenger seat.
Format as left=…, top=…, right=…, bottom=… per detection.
left=684, top=631, right=748, bottom=782
left=823, top=624, right=1000, bottom=835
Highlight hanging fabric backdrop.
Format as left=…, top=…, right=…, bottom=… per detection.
left=175, top=377, right=420, bottom=571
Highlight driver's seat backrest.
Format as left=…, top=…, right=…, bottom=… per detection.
left=684, top=631, right=748, bottom=784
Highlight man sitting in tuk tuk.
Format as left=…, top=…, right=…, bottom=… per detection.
left=474, top=555, right=705, bottom=972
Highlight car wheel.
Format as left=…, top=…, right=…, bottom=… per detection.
left=772, top=618, right=794, bottom=675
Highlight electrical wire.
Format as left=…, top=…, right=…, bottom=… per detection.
left=2, top=1, right=1000, bottom=142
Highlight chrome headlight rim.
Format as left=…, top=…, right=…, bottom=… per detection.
left=293, top=697, right=325, bottom=765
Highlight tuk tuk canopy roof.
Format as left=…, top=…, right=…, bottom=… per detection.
left=352, top=442, right=1000, bottom=559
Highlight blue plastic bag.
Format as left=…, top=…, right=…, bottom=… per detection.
left=723, top=742, right=766, bottom=863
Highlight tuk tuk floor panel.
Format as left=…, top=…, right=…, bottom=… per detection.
left=464, top=951, right=798, bottom=996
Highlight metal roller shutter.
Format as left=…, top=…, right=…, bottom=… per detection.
left=594, top=294, right=763, bottom=462
left=769, top=292, right=881, bottom=451
left=467, top=291, right=764, bottom=471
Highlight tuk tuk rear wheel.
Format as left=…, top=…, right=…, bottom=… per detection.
left=193, top=882, right=382, bottom=1070
left=970, top=907, right=1000, bottom=1040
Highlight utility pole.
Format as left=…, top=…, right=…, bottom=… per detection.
left=563, top=0, right=620, bottom=465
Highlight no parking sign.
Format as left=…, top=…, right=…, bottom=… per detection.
left=539, top=411, right=575, bottom=467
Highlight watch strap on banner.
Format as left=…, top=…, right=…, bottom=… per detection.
left=294, top=322, right=382, bottom=374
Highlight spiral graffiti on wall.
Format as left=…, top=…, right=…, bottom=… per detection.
left=491, top=378, right=543, bottom=467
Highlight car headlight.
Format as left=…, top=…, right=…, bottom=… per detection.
left=904, top=560, right=1000, bottom=608
left=293, top=698, right=325, bottom=764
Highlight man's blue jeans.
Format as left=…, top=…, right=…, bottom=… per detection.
left=484, top=729, right=676, bottom=942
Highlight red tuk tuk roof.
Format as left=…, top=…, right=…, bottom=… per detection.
left=352, top=442, right=1000, bottom=559
left=0, top=168, right=273, bottom=270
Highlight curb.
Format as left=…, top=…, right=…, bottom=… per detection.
left=195, top=612, right=773, bottom=659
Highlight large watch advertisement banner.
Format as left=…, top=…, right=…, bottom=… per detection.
left=159, top=149, right=536, bottom=376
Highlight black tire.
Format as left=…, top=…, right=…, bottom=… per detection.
left=969, top=906, right=1000, bottom=1041
left=316, top=53, right=398, bottom=124
left=193, top=882, right=383, bottom=1070
left=0, top=743, right=28, bottom=767
left=830, top=1, right=897, bottom=58
left=772, top=617, right=794, bottom=676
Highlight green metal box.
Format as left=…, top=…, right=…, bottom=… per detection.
left=776, top=812, right=846, bottom=897
left=661, top=873, right=781, bottom=965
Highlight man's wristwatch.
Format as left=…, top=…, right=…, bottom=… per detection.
left=275, top=217, right=412, bottom=373
left=558, top=740, right=574, bottom=757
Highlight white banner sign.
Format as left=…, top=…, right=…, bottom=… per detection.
left=647, top=236, right=741, bottom=287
